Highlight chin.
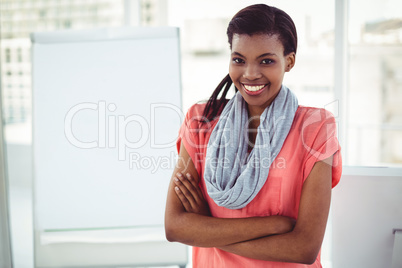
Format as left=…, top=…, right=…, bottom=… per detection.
left=240, top=90, right=275, bottom=109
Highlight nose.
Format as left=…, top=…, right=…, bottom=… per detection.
left=243, top=64, right=262, bottom=80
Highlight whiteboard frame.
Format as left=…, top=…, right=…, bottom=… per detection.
left=31, top=27, right=179, bottom=44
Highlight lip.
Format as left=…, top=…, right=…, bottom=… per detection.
left=242, top=83, right=268, bottom=96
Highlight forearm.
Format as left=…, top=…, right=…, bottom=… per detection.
left=165, top=150, right=294, bottom=248
left=218, top=158, right=335, bottom=264
left=166, top=142, right=294, bottom=248
left=165, top=210, right=294, bottom=247
left=218, top=230, right=319, bottom=264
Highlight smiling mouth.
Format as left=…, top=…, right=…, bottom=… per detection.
left=242, top=83, right=268, bottom=95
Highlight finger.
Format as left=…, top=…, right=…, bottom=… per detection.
left=185, top=173, right=204, bottom=198
left=174, top=185, right=193, bottom=212
left=174, top=174, right=197, bottom=208
left=183, top=173, right=205, bottom=206
left=176, top=173, right=202, bottom=206
left=176, top=173, right=197, bottom=194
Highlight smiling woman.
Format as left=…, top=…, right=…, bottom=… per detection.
left=229, top=33, right=295, bottom=117
left=165, top=4, right=342, bottom=268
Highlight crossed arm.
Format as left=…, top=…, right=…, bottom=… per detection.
left=164, top=142, right=333, bottom=264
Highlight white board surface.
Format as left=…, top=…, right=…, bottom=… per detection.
left=32, top=27, right=182, bottom=230
left=332, top=167, right=402, bottom=268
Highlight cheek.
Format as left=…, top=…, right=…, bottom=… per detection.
left=268, top=67, right=286, bottom=81
left=229, top=65, right=241, bottom=82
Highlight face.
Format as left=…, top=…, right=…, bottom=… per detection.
left=229, top=33, right=295, bottom=116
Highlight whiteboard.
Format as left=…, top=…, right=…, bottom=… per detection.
left=32, top=27, right=182, bottom=231
left=331, top=167, right=402, bottom=268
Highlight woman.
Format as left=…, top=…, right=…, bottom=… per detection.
left=165, top=4, right=342, bottom=267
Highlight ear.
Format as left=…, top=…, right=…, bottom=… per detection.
left=285, top=52, right=296, bottom=72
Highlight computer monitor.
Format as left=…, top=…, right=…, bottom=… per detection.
left=331, top=167, right=402, bottom=268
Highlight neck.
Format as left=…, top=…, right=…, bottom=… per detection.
left=247, top=107, right=260, bottom=149
left=246, top=103, right=263, bottom=120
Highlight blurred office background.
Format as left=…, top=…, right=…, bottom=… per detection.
left=0, top=0, right=401, bottom=267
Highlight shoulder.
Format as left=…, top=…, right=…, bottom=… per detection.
left=293, top=106, right=337, bottom=133
left=182, top=102, right=218, bottom=135
left=183, top=103, right=208, bottom=131
left=295, top=106, right=336, bottom=122
left=292, top=107, right=342, bottom=186
left=292, top=106, right=339, bottom=156
left=184, top=99, right=229, bottom=127
left=185, top=102, right=208, bottom=119
left=289, top=106, right=339, bottom=155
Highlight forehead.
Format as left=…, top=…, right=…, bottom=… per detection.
left=231, top=33, right=284, bottom=55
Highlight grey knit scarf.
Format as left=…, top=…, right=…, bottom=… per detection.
left=204, top=85, right=298, bottom=209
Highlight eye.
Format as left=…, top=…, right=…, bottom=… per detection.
left=261, top=59, right=274, bottom=65
left=232, top=57, right=245, bottom=64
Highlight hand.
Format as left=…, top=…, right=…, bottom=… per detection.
left=174, top=172, right=210, bottom=216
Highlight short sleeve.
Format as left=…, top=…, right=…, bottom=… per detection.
left=176, top=103, right=208, bottom=174
left=301, top=108, right=342, bottom=188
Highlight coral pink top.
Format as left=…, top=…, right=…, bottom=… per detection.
left=177, top=103, right=342, bottom=268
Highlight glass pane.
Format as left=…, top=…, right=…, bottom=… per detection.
left=0, top=2, right=125, bottom=267
left=347, top=0, right=402, bottom=166
left=168, top=0, right=335, bottom=113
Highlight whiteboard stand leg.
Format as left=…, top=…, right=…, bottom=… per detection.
left=392, top=229, right=402, bottom=268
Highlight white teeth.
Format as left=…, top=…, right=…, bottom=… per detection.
left=243, top=84, right=265, bottom=92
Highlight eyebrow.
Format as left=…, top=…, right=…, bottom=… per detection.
left=232, top=51, right=277, bottom=58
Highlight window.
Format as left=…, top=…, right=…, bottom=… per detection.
left=63, top=20, right=72, bottom=28
left=39, top=9, right=46, bottom=18
left=5, top=48, right=11, bottom=63
left=169, top=0, right=336, bottom=113
left=303, top=86, right=331, bottom=92
left=168, top=0, right=401, bottom=167
left=0, top=0, right=125, bottom=131
left=346, top=0, right=402, bottom=166
left=17, top=48, right=22, bottom=62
